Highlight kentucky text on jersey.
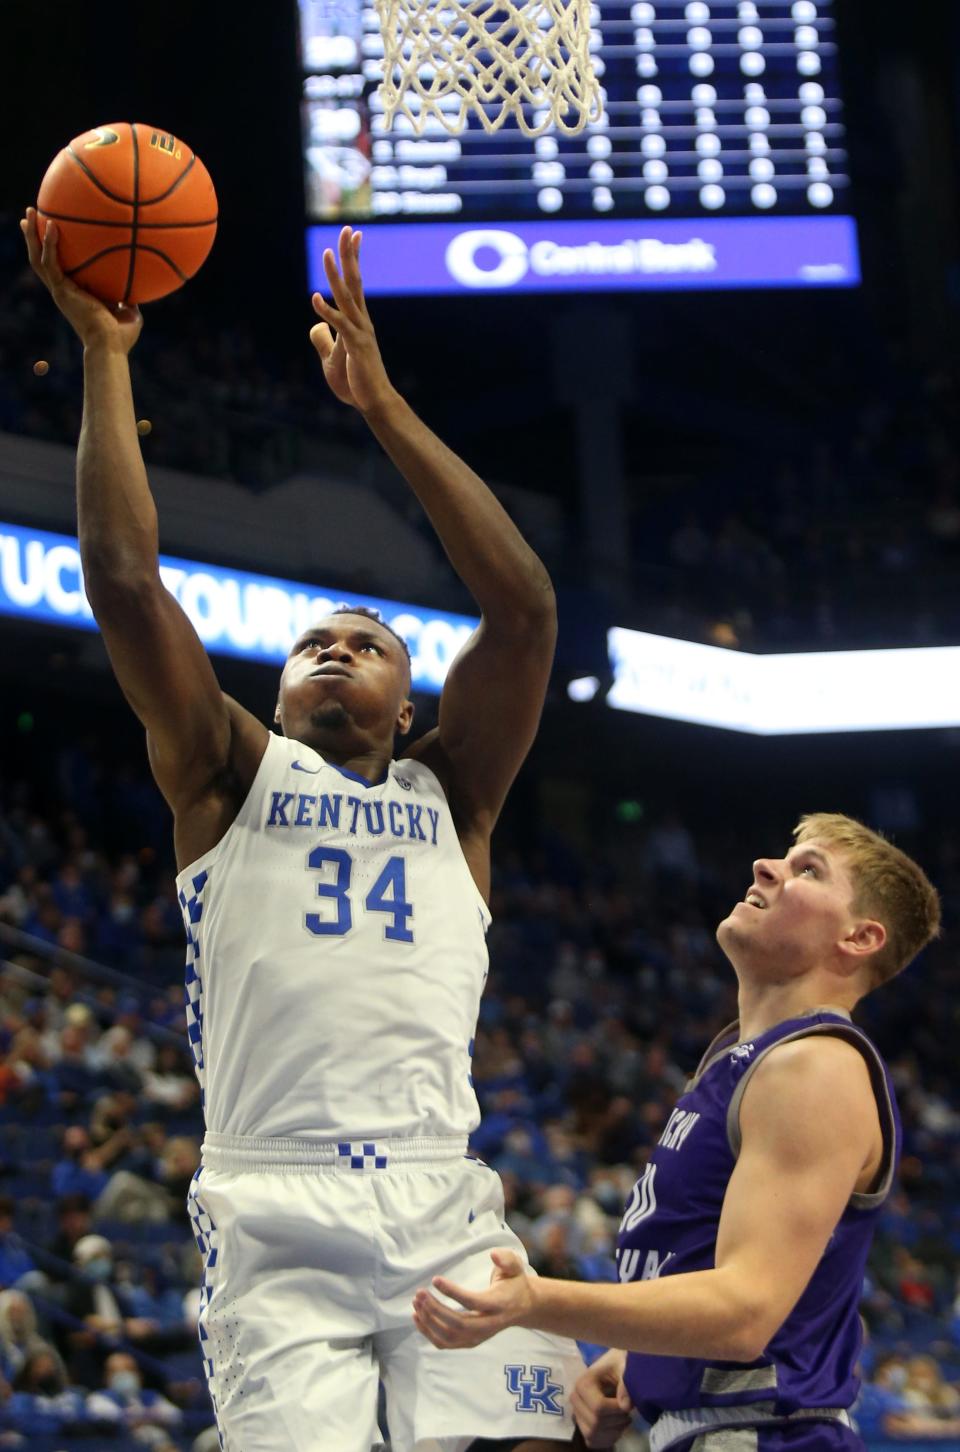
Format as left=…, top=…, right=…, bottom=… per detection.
left=266, top=790, right=440, bottom=844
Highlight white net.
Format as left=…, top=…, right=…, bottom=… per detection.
left=373, top=0, right=603, bottom=137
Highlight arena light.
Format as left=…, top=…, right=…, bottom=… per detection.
left=607, top=627, right=960, bottom=735
left=0, top=521, right=476, bottom=697
left=567, top=675, right=601, bottom=702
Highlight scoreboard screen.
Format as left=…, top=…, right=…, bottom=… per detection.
left=298, top=0, right=859, bottom=295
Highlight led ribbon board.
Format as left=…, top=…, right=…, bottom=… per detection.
left=607, top=627, right=960, bottom=734
left=3, top=521, right=954, bottom=731
left=0, top=521, right=476, bottom=696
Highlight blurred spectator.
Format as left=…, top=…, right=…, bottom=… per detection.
left=86, top=1349, right=182, bottom=1434
left=0, top=1291, right=47, bottom=1381
left=0, top=1197, right=33, bottom=1290
left=6, top=1343, right=88, bottom=1438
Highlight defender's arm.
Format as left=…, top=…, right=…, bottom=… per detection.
left=414, top=1036, right=880, bottom=1360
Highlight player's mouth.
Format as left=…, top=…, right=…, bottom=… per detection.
left=311, top=664, right=353, bottom=679
left=742, top=890, right=768, bottom=910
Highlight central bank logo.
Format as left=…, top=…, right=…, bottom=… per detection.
left=445, top=229, right=529, bottom=289
left=504, top=1364, right=564, bottom=1415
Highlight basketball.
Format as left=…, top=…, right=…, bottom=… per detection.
left=36, top=122, right=218, bottom=306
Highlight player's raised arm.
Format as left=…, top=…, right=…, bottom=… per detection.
left=311, top=227, right=556, bottom=880
left=20, top=211, right=267, bottom=855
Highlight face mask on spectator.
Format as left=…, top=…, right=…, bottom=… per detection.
left=109, top=1370, right=142, bottom=1398
left=83, top=1256, right=113, bottom=1281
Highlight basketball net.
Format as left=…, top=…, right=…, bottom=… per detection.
left=374, top=0, right=603, bottom=136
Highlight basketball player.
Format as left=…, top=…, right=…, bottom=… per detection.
left=21, top=210, right=585, bottom=1451
left=413, top=813, right=941, bottom=1452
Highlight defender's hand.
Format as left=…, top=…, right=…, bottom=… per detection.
left=570, top=1350, right=634, bottom=1449
left=310, top=226, right=397, bottom=416
left=412, top=1249, right=535, bottom=1349
left=20, top=208, right=143, bottom=352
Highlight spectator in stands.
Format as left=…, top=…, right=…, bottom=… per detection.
left=0, top=1196, right=34, bottom=1290
left=0, top=1290, right=47, bottom=1381
left=45, top=1194, right=93, bottom=1281
left=7, top=1342, right=88, bottom=1437
left=48, top=1012, right=100, bottom=1113
left=60, top=1235, right=159, bottom=1386
left=903, top=1354, right=960, bottom=1417
left=0, top=1024, right=47, bottom=1109
left=91, top=1024, right=144, bottom=1094
left=50, top=1126, right=110, bottom=1201
left=143, top=1043, right=199, bottom=1111
left=85, top=1349, right=183, bottom=1434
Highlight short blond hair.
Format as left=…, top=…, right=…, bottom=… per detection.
left=793, top=813, right=941, bottom=990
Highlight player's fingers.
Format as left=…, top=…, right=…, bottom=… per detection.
left=616, top=1381, right=634, bottom=1412
left=417, top=1291, right=484, bottom=1339
left=430, top=1276, right=485, bottom=1310
left=341, top=227, right=366, bottom=306
left=20, top=209, right=42, bottom=270
left=413, top=1300, right=473, bottom=1348
left=324, top=246, right=363, bottom=325
left=40, top=220, right=65, bottom=282
left=311, top=292, right=342, bottom=325
left=413, top=1311, right=453, bottom=1349
left=309, top=321, right=335, bottom=358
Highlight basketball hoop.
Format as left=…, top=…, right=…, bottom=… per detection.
left=373, top=0, right=603, bottom=137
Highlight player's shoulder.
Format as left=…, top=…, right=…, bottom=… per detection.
left=747, top=1031, right=876, bottom=1115
left=399, top=728, right=450, bottom=795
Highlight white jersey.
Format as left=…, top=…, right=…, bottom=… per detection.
left=175, top=732, right=490, bottom=1141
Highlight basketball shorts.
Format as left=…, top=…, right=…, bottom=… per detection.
left=187, top=1133, right=585, bottom=1452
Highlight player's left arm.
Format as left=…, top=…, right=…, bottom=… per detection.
left=311, top=229, right=557, bottom=889
left=414, top=1036, right=881, bottom=1359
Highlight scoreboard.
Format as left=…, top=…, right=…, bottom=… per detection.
left=298, top=0, right=860, bottom=295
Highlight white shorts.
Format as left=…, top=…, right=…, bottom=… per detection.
left=187, top=1134, right=585, bottom=1452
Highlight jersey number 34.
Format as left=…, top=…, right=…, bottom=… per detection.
left=305, top=847, right=414, bottom=942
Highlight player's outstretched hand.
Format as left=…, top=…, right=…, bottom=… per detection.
left=310, top=226, right=397, bottom=416
left=20, top=209, right=143, bottom=352
left=412, top=1249, right=534, bottom=1349
left=570, top=1350, right=634, bottom=1449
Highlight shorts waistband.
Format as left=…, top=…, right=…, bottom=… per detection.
left=201, top=1132, right=470, bottom=1172
left=649, top=1403, right=853, bottom=1452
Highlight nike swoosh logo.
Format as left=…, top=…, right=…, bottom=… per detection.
left=291, top=760, right=321, bottom=774
left=84, top=127, right=120, bottom=149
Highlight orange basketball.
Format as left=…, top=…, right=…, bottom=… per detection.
left=36, top=123, right=218, bottom=305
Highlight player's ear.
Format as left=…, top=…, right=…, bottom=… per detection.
left=395, top=698, right=415, bottom=737
left=839, top=918, right=886, bottom=969
left=273, top=700, right=282, bottom=728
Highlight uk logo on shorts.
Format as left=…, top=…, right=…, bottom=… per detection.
left=504, top=1364, right=563, bottom=1415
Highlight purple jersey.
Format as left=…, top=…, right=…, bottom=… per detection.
left=617, top=1008, right=899, bottom=1452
